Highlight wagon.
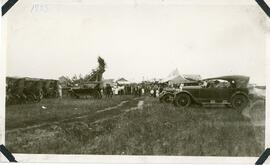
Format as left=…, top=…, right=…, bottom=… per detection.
left=68, top=82, right=102, bottom=99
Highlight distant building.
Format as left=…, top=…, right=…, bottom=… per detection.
left=116, top=78, right=130, bottom=85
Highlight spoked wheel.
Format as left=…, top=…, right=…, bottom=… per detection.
left=35, top=92, right=43, bottom=103
left=69, top=90, right=80, bottom=99
left=174, top=93, right=191, bottom=107
left=161, top=94, right=174, bottom=103
left=231, top=94, right=249, bottom=112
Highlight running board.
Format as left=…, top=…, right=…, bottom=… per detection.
left=201, top=100, right=230, bottom=105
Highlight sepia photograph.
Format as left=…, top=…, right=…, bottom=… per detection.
left=1, top=0, right=269, bottom=162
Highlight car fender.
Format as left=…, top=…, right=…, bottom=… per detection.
left=163, top=92, right=174, bottom=96
left=230, top=91, right=250, bottom=103
left=159, top=91, right=174, bottom=99
left=174, top=90, right=198, bottom=103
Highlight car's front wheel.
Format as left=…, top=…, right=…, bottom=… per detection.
left=174, top=93, right=191, bottom=107
left=161, top=94, right=174, bottom=103
left=231, top=94, right=249, bottom=112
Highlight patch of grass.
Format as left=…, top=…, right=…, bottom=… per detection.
left=5, top=95, right=133, bottom=129
left=5, top=97, right=139, bottom=154
left=5, top=96, right=265, bottom=156
left=84, top=98, right=264, bottom=156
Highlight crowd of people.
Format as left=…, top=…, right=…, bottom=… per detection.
left=102, top=82, right=167, bottom=98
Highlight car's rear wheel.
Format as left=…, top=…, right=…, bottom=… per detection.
left=174, top=93, right=191, bottom=107
left=231, top=94, right=249, bottom=112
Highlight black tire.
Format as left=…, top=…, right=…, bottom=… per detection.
left=69, top=90, right=79, bottom=99
left=160, top=94, right=174, bottom=103
left=26, top=94, right=35, bottom=103
left=35, top=92, right=43, bottom=102
left=231, top=94, right=249, bottom=112
left=164, top=94, right=174, bottom=103
left=174, top=93, right=191, bottom=107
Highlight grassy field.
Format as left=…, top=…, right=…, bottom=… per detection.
left=6, top=96, right=132, bottom=130
left=85, top=98, right=264, bottom=156
left=5, top=96, right=265, bottom=156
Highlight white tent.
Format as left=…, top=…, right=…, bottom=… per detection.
left=167, top=75, right=190, bottom=84
left=183, top=74, right=201, bottom=81
left=160, top=68, right=188, bottom=83
left=160, top=69, right=202, bottom=85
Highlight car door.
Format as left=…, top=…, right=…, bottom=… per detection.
left=214, top=80, right=234, bottom=102
left=215, top=88, right=232, bottom=102
left=199, top=79, right=228, bottom=103
left=199, top=87, right=217, bottom=102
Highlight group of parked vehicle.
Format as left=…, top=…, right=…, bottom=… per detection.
left=6, top=77, right=59, bottom=105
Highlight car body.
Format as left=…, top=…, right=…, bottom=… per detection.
left=173, top=75, right=250, bottom=111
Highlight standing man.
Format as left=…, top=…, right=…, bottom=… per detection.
left=105, top=84, right=113, bottom=98
left=58, top=83, right=62, bottom=99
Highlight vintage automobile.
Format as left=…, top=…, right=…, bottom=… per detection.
left=173, top=75, right=251, bottom=111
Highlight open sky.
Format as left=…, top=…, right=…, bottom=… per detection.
left=5, top=0, right=268, bottom=85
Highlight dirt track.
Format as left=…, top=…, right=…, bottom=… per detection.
left=6, top=98, right=144, bottom=134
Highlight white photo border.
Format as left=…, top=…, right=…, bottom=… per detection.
left=0, top=0, right=269, bottom=163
